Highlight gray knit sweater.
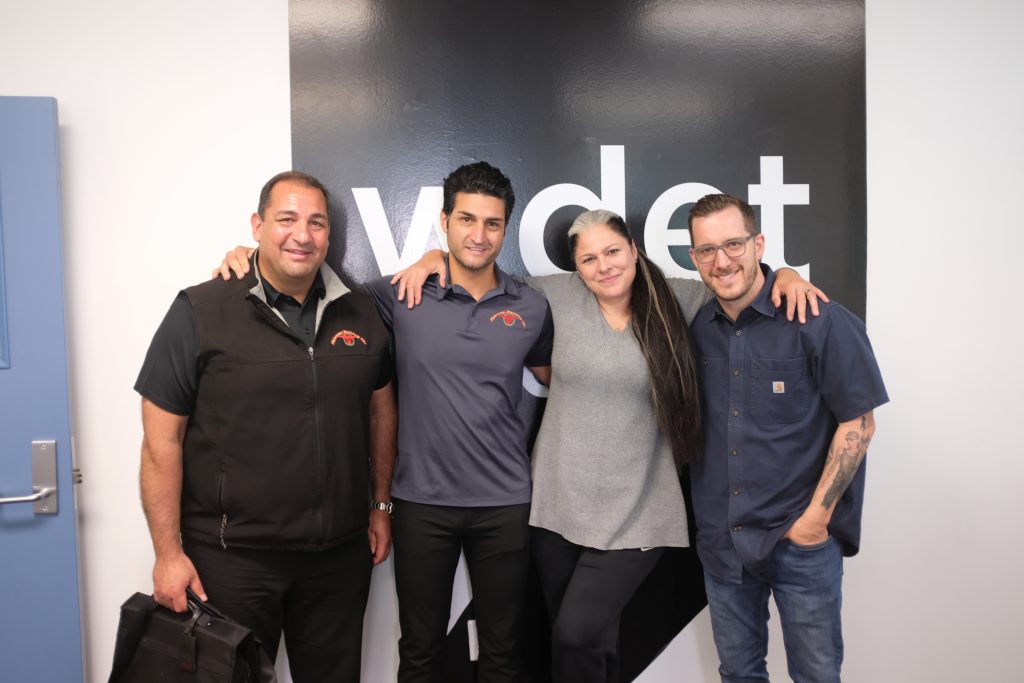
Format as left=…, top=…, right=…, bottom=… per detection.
left=526, top=273, right=712, bottom=550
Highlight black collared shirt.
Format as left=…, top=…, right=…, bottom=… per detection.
left=261, top=270, right=326, bottom=349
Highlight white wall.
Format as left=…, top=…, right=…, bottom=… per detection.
left=0, top=2, right=297, bottom=680
left=1, top=1, right=1021, bottom=681
left=854, top=0, right=1024, bottom=679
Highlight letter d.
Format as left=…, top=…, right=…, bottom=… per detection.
left=519, top=145, right=626, bottom=275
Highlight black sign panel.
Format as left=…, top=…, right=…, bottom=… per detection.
left=290, top=1, right=864, bottom=678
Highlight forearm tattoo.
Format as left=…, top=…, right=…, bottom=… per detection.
left=821, top=415, right=872, bottom=510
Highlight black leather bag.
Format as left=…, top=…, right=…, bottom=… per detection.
left=108, top=588, right=277, bottom=683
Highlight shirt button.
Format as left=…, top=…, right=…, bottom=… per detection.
left=733, top=369, right=741, bottom=377
left=732, top=525, right=743, bottom=532
left=732, top=489, right=741, bottom=496
left=730, top=449, right=737, bottom=456
left=735, top=330, right=742, bottom=337
left=731, top=409, right=740, bottom=417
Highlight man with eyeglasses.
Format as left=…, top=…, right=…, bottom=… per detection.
left=686, top=193, right=888, bottom=683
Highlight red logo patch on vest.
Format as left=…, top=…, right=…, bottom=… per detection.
left=489, top=310, right=526, bottom=328
left=330, top=329, right=368, bottom=347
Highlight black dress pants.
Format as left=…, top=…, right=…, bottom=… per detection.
left=391, top=499, right=531, bottom=683
left=184, top=534, right=372, bottom=683
left=531, top=526, right=664, bottom=683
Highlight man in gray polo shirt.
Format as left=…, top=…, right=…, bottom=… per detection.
left=363, top=162, right=553, bottom=682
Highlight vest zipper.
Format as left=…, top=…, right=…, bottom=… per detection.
left=309, top=345, right=325, bottom=548
left=217, top=473, right=228, bottom=549
left=218, top=514, right=228, bottom=550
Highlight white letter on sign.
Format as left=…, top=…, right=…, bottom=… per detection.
left=519, top=145, right=626, bottom=275
left=352, top=186, right=445, bottom=275
left=643, top=182, right=722, bottom=279
left=748, top=156, right=809, bottom=279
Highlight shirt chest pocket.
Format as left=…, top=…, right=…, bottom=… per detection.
left=750, top=357, right=811, bottom=425
left=698, top=356, right=727, bottom=419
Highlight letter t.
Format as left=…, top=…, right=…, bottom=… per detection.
left=748, top=156, right=810, bottom=279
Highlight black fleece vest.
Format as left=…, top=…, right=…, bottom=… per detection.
left=178, top=272, right=389, bottom=551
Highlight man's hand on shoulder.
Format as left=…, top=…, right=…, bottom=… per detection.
left=390, top=249, right=448, bottom=309
left=211, top=245, right=255, bottom=281
left=772, top=268, right=829, bottom=324
left=152, top=550, right=206, bottom=612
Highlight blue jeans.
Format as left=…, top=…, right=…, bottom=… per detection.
left=703, top=536, right=844, bottom=683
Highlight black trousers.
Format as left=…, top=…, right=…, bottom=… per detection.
left=184, top=534, right=372, bottom=683
left=531, top=526, right=665, bottom=683
left=391, top=499, right=531, bottom=683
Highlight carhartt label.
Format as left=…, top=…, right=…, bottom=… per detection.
left=772, top=381, right=785, bottom=394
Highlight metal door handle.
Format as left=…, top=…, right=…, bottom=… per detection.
left=0, top=440, right=58, bottom=514
left=0, top=486, right=55, bottom=505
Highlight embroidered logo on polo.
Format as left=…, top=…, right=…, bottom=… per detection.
left=330, top=329, right=368, bottom=347
left=489, top=310, right=526, bottom=328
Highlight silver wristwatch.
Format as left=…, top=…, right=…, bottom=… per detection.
left=369, top=500, right=393, bottom=514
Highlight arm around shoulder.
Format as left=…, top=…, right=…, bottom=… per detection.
left=771, top=267, right=829, bottom=323
left=390, top=249, right=448, bottom=308
left=516, top=272, right=568, bottom=299
left=666, top=276, right=714, bottom=324
left=361, top=276, right=400, bottom=328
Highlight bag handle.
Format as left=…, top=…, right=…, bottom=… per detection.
left=185, top=586, right=234, bottom=622
left=183, top=587, right=278, bottom=682
left=179, top=588, right=233, bottom=673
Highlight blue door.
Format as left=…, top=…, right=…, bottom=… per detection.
left=0, top=97, right=84, bottom=681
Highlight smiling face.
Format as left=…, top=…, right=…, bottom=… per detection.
left=250, top=179, right=330, bottom=298
left=573, top=222, right=639, bottom=306
left=441, top=191, right=507, bottom=275
left=689, top=205, right=765, bottom=318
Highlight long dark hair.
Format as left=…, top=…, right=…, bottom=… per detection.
left=568, top=209, right=702, bottom=468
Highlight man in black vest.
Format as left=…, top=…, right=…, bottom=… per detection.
left=136, top=171, right=397, bottom=682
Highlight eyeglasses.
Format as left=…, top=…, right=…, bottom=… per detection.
left=691, top=235, right=755, bottom=264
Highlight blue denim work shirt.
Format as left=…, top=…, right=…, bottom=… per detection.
left=689, top=265, right=889, bottom=584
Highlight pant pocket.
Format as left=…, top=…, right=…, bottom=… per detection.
left=787, top=535, right=833, bottom=552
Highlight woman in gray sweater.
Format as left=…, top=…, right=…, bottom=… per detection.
left=396, top=208, right=819, bottom=682
left=524, top=209, right=705, bottom=683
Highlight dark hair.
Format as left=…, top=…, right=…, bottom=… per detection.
left=442, top=162, right=515, bottom=222
left=257, top=171, right=330, bottom=219
left=687, top=193, right=757, bottom=242
left=569, top=210, right=702, bottom=468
